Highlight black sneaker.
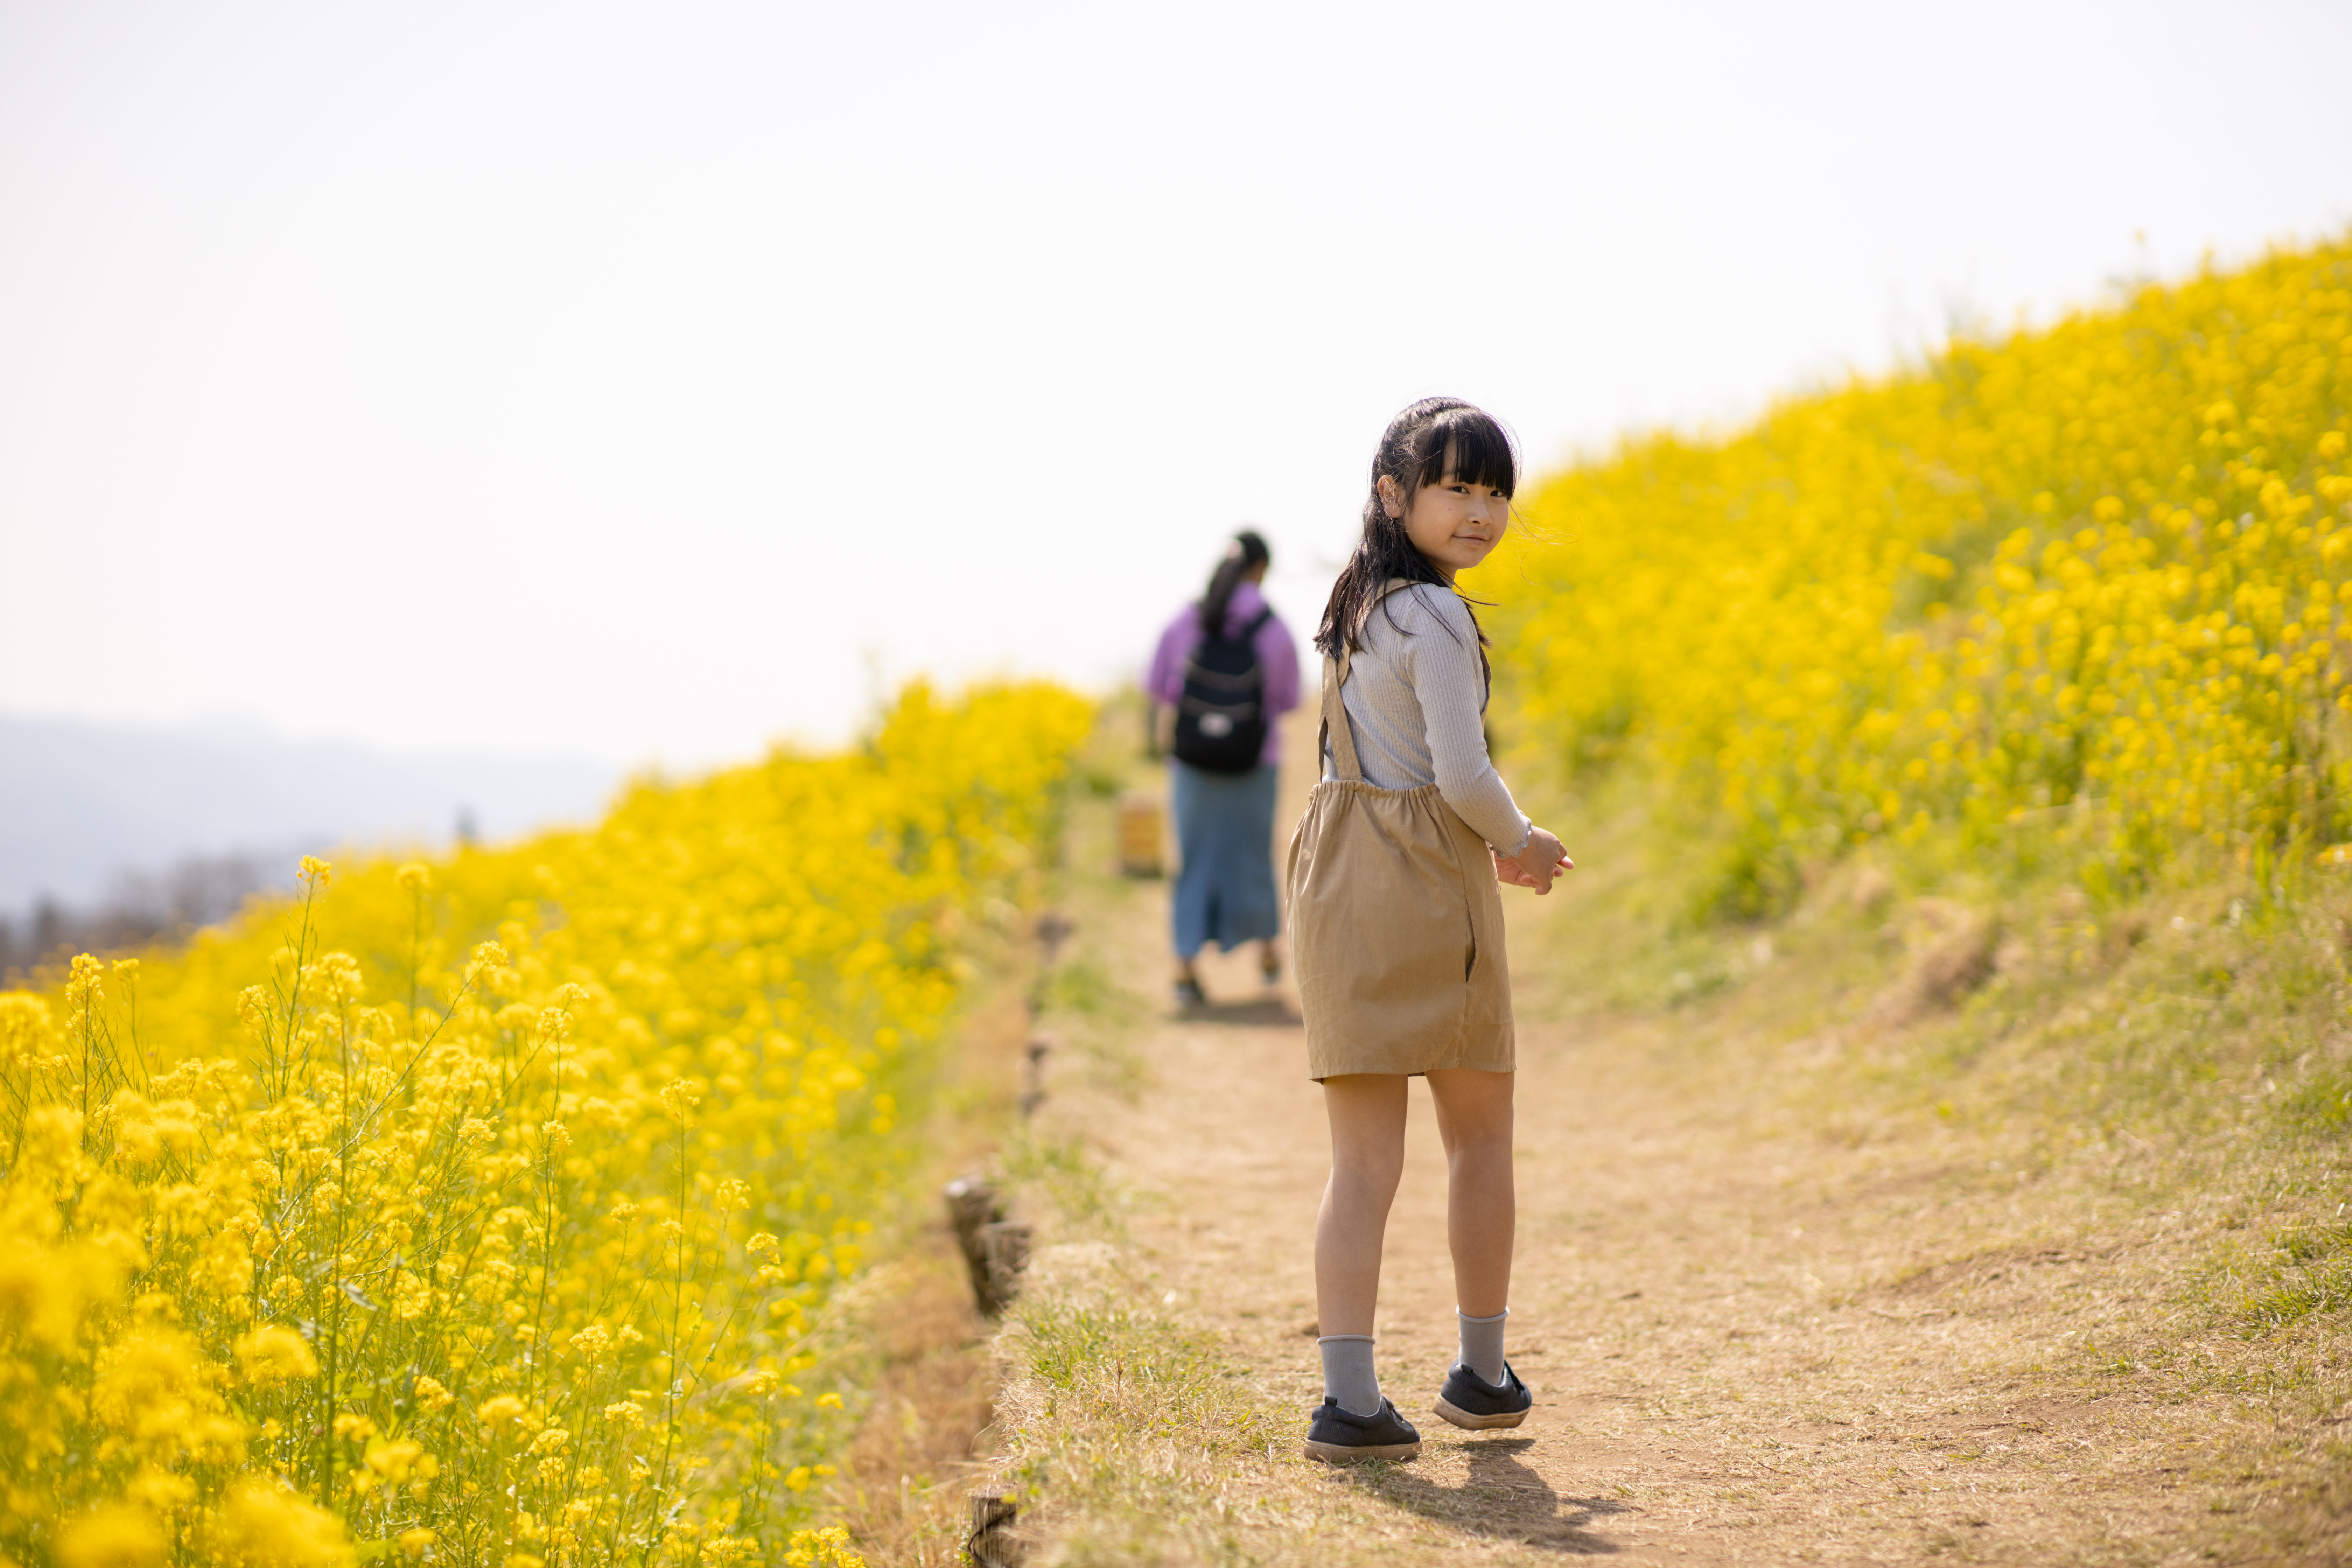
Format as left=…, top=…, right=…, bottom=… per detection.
left=1304, top=1396, right=1421, bottom=1463
left=1174, top=977, right=1205, bottom=1011
left=1433, top=1362, right=1532, bottom=1430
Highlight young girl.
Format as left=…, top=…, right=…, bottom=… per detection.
left=1287, top=397, right=1571, bottom=1462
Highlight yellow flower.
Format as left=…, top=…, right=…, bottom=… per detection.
left=0, top=678, right=1091, bottom=1559
left=210, top=1478, right=354, bottom=1568
left=476, top=1394, right=529, bottom=1433
left=1469, top=234, right=2352, bottom=903
left=55, top=1505, right=169, bottom=1568
left=364, top=1438, right=436, bottom=1487
left=658, top=1079, right=703, bottom=1122
left=781, top=1527, right=866, bottom=1568
left=236, top=1325, right=320, bottom=1385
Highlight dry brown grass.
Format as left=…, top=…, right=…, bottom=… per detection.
left=816, top=979, right=1035, bottom=1563
left=827, top=1242, right=999, bottom=1565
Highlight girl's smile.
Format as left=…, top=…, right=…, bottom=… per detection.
left=1378, top=463, right=1511, bottom=582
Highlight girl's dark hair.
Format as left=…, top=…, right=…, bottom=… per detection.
left=1314, top=397, right=1516, bottom=661
left=1199, top=528, right=1271, bottom=634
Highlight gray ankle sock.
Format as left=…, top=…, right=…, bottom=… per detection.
left=1457, top=1308, right=1508, bottom=1383
left=1317, top=1335, right=1382, bottom=1417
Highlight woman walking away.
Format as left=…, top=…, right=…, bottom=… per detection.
left=1287, top=398, right=1572, bottom=1463
left=1147, top=529, right=1302, bottom=1009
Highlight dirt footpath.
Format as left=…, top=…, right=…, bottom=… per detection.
left=1011, top=721, right=2336, bottom=1565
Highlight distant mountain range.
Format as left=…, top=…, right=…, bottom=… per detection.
left=0, top=713, right=615, bottom=920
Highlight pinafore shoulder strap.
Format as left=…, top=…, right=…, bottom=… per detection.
left=1318, top=578, right=1418, bottom=785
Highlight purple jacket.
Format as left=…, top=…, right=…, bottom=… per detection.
left=1146, top=581, right=1302, bottom=769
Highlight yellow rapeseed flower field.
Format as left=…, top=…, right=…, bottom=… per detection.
left=1473, top=237, right=2352, bottom=912
left=0, top=680, right=1093, bottom=1568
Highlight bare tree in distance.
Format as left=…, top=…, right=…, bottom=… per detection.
left=0, top=850, right=297, bottom=985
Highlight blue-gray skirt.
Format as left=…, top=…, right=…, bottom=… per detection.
left=1170, top=760, right=1282, bottom=958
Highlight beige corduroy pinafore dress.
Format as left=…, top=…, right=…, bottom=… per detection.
left=1284, top=590, right=1515, bottom=1081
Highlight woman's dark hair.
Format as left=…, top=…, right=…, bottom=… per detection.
left=1199, top=528, right=1272, bottom=634
left=1314, top=397, right=1516, bottom=661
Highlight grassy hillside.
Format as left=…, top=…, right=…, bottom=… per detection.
left=1477, top=229, right=2352, bottom=1411
left=1469, top=237, right=2352, bottom=916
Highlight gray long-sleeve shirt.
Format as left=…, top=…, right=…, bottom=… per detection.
left=1321, top=582, right=1534, bottom=858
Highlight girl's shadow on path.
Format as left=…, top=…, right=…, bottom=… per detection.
left=1343, top=1438, right=1632, bottom=1553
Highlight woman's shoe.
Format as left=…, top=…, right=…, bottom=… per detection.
left=1433, top=1362, right=1532, bottom=1430
left=1304, top=1397, right=1421, bottom=1462
left=1174, top=977, right=1206, bottom=1010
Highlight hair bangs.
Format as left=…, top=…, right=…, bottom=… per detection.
left=1415, top=406, right=1517, bottom=497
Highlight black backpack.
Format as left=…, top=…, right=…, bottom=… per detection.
left=1173, top=606, right=1275, bottom=773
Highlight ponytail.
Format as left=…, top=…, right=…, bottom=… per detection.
left=1199, top=529, right=1271, bottom=634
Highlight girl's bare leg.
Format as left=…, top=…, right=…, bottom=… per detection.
left=1426, top=1068, right=1516, bottom=1317
left=1314, top=1074, right=1409, bottom=1335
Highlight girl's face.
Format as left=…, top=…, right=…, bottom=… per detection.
left=1380, top=464, right=1511, bottom=582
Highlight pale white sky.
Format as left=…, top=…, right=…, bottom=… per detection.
left=3, top=0, right=2348, bottom=769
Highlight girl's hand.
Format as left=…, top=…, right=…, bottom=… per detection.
left=1495, top=827, right=1572, bottom=895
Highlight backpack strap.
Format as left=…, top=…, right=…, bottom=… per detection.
left=1197, top=604, right=1274, bottom=662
